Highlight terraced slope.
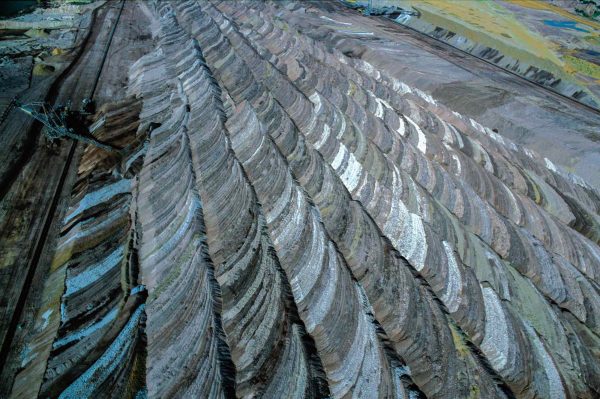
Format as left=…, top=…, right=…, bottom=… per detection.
left=3, top=1, right=599, bottom=398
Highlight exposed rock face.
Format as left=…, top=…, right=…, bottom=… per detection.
left=2, top=1, right=600, bottom=398
left=34, top=98, right=148, bottom=398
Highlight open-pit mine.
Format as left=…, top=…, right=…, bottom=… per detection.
left=0, top=1, right=599, bottom=398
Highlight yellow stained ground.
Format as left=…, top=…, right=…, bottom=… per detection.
left=349, top=0, right=599, bottom=99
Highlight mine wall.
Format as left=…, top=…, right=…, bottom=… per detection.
left=0, top=1, right=599, bottom=398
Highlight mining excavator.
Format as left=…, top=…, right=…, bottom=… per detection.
left=6, top=97, right=118, bottom=153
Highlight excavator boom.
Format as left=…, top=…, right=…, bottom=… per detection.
left=12, top=99, right=118, bottom=153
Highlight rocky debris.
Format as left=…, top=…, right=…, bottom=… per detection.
left=1, top=0, right=600, bottom=398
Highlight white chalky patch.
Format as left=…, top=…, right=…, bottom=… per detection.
left=523, top=322, right=566, bottom=399
left=41, top=309, right=53, bottom=330
left=415, top=88, right=436, bottom=105
left=309, top=92, right=322, bottom=114
left=359, top=60, right=373, bottom=75
left=481, top=287, right=510, bottom=370
left=524, top=148, right=535, bottom=159
left=384, top=169, right=428, bottom=270
left=470, top=118, right=485, bottom=133
left=544, top=157, right=558, bottom=173
left=452, top=154, right=462, bottom=175
left=396, top=14, right=412, bottom=24
left=441, top=241, right=462, bottom=313
left=331, top=144, right=349, bottom=171
left=369, top=92, right=391, bottom=120
left=338, top=30, right=374, bottom=36
left=404, top=115, right=427, bottom=154
left=314, top=123, right=331, bottom=149
left=340, top=152, right=363, bottom=193
left=404, top=213, right=427, bottom=271
left=486, top=128, right=506, bottom=145
left=374, top=98, right=384, bottom=118
left=392, top=78, right=412, bottom=95
left=358, top=60, right=380, bottom=80
left=396, top=116, right=405, bottom=136
left=320, top=15, right=352, bottom=25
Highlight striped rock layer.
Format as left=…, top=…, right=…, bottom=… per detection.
left=24, top=1, right=600, bottom=398
left=38, top=98, right=148, bottom=399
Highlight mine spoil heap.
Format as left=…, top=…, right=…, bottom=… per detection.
left=1, top=1, right=600, bottom=398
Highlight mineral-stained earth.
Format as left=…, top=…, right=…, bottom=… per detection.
left=0, top=1, right=599, bottom=398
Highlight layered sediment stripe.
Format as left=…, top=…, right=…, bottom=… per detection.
left=38, top=99, right=148, bottom=398
left=8, top=1, right=599, bottom=398
left=220, top=3, right=596, bottom=324
left=175, top=7, right=510, bottom=398
left=230, top=6, right=600, bottom=396
left=227, top=100, right=504, bottom=397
